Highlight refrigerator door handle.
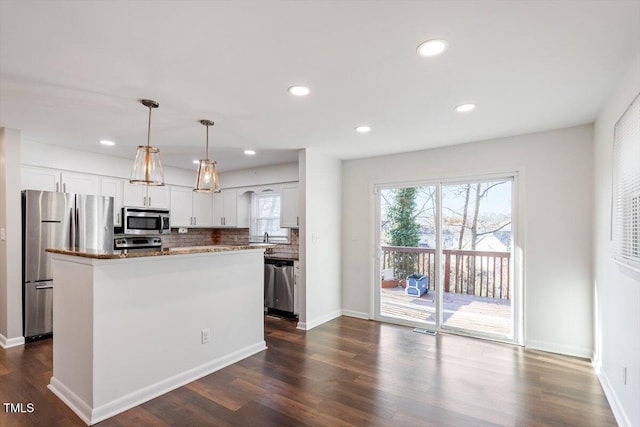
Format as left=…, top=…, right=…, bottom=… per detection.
left=69, top=207, right=76, bottom=249
left=35, top=284, right=53, bottom=290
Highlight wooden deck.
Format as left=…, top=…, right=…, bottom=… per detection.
left=381, top=285, right=512, bottom=337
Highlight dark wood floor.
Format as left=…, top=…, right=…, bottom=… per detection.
left=0, top=316, right=616, bottom=426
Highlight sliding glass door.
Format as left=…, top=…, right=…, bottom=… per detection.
left=375, top=177, right=516, bottom=343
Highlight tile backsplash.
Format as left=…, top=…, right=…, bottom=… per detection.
left=162, top=228, right=216, bottom=248
left=163, top=227, right=299, bottom=260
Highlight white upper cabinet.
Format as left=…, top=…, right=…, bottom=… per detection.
left=170, top=186, right=213, bottom=227
left=280, top=184, right=299, bottom=228
left=192, top=191, right=213, bottom=227
left=169, top=186, right=192, bottom=227
left=21, top=166, right=59, bottom=192
left=147, top=186, right=169, bottom=208
left=21, top=166, right=100, bottom=195
left=100, top=177, right=124, bottom=226
left=213, top=189, right=240, bottom=227
left=123, top=183, right=169, bottom=208
left=61, top=171, right=100, bottom=195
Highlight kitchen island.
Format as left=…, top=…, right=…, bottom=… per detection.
left=46, top=245, right=270, bottom=425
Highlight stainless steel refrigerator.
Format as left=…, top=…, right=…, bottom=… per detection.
left=22, top=190, right=114, bottom=340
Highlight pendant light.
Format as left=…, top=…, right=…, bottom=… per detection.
left=194, top=119, right=220, bottom=193
left=130, top=99, right=165, bottom=186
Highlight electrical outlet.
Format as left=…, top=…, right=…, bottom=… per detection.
left=201, top=328, right=211, bottom=344
left=178, top=227, right=188, bottom=234
left=623, top=367, right=627, bottom=385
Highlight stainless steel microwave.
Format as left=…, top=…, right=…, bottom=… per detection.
left=119, top=207, right=170, bottom=235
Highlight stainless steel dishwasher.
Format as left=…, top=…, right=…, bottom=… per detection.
left=264, top=258, right=295, bottom=317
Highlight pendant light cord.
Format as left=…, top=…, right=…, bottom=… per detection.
left=147, top=105, right=152, bottom=149
left=205, top=124, right=209, bottom=160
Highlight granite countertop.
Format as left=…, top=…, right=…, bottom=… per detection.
left=46, top=244, right=277, bottom=260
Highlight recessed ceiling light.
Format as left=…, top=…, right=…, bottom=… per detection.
left=244, top=149, right=256, bottom=155
left=455, top=103, right=476, bottom=113
left=417, top=39, right=448, bottom=57
left=192, top=160, right=200, bottom=165
left=288, top=85, right=310, bottom=96
left=355, top=126, right=371, bottom=133
left=99, top=140, right=115, bottom=146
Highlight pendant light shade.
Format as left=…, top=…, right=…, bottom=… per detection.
left=130, top=99, right=165, bottom=186
left=194, top=120, right=220, bottom=193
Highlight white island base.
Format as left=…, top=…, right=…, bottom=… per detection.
left=48, top=248, right=267, bottom=425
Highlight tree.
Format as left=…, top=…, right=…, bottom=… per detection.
left=386, top=188, right=420, bottom=279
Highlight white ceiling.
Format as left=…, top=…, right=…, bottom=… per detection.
left=1, top=0, right=638, bottom=172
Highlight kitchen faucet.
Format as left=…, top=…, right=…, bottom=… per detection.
left=263, top=232, right=269, bottom=243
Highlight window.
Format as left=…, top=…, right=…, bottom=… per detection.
left=612, top=93, right=640, bottom=270
left=249, top=192, right=290, bottom=243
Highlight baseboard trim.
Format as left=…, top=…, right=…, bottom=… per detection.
left=48, top=377, right=92, bottom=425
left=296, top=309, right=342, bottom=331
left=525, top=339, right=592, bottom=359
left=0, top=334, right=25, bottom=349
left=341, top=310, right=370, bottom=320
left=595, top=365, right=632, bottom=427
left=50, top=341, right=267, bottom=425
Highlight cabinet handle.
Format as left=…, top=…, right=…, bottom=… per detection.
left=116, top=212, right=120, bottom=224
left=63, top=183, right=66, bottom=193
left=194, top=217, right=197, bottom=226
left=143, top=196, right=147, bottom=206
left=149, top=197, right=151, bottom=206
left=297, top=216, right=299, bottom=226
left=56, top=182, right=59, bottom=192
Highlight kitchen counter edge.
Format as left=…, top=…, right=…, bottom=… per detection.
left=46, top=244, right=277, bottom=260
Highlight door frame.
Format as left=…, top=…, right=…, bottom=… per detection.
left=371, top=172, right=523, bottom=345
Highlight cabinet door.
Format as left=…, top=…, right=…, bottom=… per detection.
left=212, top=192, right=225, bottom=226
left=147, top=186, right=169, bottom=208
left=21, top=166, right=59, bottom=192
left=222, top=189, right=238, bottom=227
left=61, top=172, right=100, bottom=195
left=169, top=186, right=193, bottom=227
left=280, top=185, right=299, bottom=228
left=123, top=183, right=147, bottom=207
left=192, top=192, right=213, bottom=227
left=100, top=177, right=124, bottom=226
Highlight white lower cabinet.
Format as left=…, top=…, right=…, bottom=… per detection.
left=169, top=186, right=213, bottom=227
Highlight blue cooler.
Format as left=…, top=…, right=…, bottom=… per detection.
left=405, top=274, right=428, bottom=296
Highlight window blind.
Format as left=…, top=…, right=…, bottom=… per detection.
left=612, top=93, right=640, bottom=270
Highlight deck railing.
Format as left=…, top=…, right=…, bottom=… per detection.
left=381, top=246, right=511, bottom=299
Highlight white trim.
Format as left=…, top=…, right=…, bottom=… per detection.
left=371, top=172, right=521, bottom=345
left=296, top=310, right=342, bottom=331
left=595, top=364, right=632, bottom=427
left=342, top=310, right=369, bottom=320
left=48, top=377, right=93, bottom=425
left=526, top=339, right=592, bottom=359
left=49, top=341, right=267, bottom=425
left=0, top=334, right=25, bottom=348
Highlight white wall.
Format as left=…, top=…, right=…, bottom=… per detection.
left=298, top=149, right=342, bottom=329
left=219, top=162, right=298, bottom=188
left=593, top=52, right=640, bottom=427
left=0, top=128, right=24, bottom=347
left=342, top=124, right=594, bottom=357
left=21, top=139, right=196, bottom=187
